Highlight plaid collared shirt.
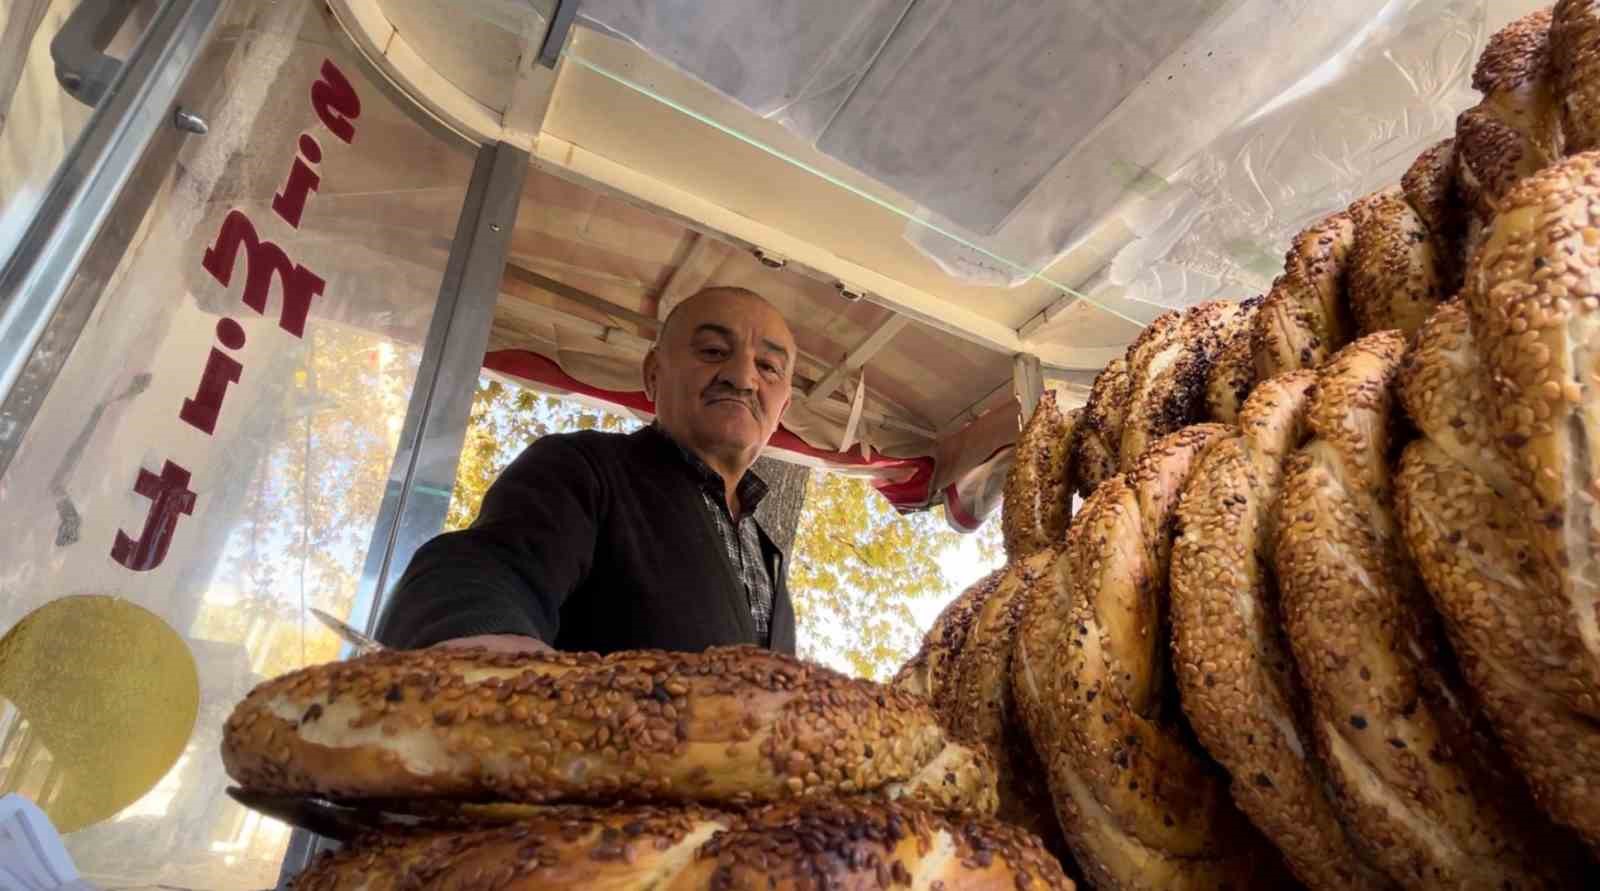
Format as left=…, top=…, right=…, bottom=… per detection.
left=659, top=426, right=774, bottom=644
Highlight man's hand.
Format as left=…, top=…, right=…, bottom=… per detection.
left=432, top=634, right=552, bottom=655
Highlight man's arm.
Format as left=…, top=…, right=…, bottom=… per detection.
left=374, top=435, right=603, bottom=649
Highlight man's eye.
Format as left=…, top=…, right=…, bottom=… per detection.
left=698, top=347, right=727, bottom=360
left=759, top=362, right=780, bottom=376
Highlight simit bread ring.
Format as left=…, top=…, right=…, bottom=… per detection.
left=1275, top=332, right=1571, bottom=888
left=1455, top=8, right=1564, bottom=246
left=1072, top=355, right=1133, bottom=498
left=1345, top=186, right=1450, bottom=338
left=1120, top=302, right=1250, bottom=468
left=1170, top=370, right=1393, bottom=890
left=224, top=645, right=973, bottom=810
left=288, top=798, right=1076, bottom=891
left=1016, top=423, right=1288, bottom=890
left=1003, top=390, right=1082, bottom=558
left=1203, top=296, right=1263, bottom=425
left=1554, top=0, right=1600, bottom=153
left=943, top=550, right=1063, bottom=843
left=1252, top=212, right=1357, bottom=379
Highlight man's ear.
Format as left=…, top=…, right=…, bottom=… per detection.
left=642, top=348, right=660, bottom=402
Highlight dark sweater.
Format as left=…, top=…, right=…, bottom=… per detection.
left=374, top=425, right=796, bottom=655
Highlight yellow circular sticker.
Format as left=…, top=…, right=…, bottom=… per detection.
left=0, top=596, right=199, bottom=833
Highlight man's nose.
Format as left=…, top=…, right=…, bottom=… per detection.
left=722, top=346, right=761, bottom=390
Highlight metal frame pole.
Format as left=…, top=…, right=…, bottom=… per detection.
left=276, top=138, right=528, bottom=886
left=344, top=139, right=529, bottom=638
left=0, top=0, right=225, bottom=478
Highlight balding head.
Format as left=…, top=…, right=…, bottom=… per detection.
left=644, top=287, right=796, bottom=496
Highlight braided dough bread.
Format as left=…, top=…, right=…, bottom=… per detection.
left=1555, top=0, right=1600, bottom=152
left=1402, top=138, right=1468, bottom=288
left=1003, top=390, right=1082, bottom=558
left=1170, top=371, right=1393, bottom=890
left=1275, top=332, right=1568, bottom=888
left=1119, top=303, right=1247, bottom=470
left=1456, top=8, right=1564, bottom=244
left=893, top=570, right=1003, bottom=703
left=942, top=550, right=1062, bottom=843
left=895, top=552, right=1062, bottom=846
left=1252, top=212, right=1357, bottom=379
left=1464, top=150, right=1600, bottom=703
left=883, top=737, right=1000, bottom=816
left=1016, top=423, right=1286, bottom=890
left=1203, top=296, right=1263, bottom=425
left=289, top=799, right=1075, bottom=891
left=1346, top=186, right=1450, bottom=338
left=1072, top=356, right=1133, bottom=498
left=1395, top=153, right=1600, bottom=852
left=225, top=646, right=983, bottom=811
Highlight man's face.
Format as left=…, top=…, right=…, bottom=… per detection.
left=644, top=289, right=795, bottom=472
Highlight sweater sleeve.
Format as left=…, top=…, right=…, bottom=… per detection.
left=374, top=434, right=603, bottom=649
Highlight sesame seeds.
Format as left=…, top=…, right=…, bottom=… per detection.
left=224, top=645, right=958, bottom=810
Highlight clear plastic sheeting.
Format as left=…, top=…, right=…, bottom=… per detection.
left=0, top=4, right=472, bottom=887
left=576, top=0, right=1532, bottom=306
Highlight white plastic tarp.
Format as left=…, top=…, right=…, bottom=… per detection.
left=578, top=0, right=1518, bottom=313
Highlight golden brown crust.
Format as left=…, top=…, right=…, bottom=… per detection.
left=1003, top=391, right=1081, bottom=558
left=1017, top=423, right=1287, bottom=890
left=224, top=646, right=956, bottom=808
left=943, top=550, right=1062, bottom=840
left=1402, top=139, right=1465, bottom=256
left=684, top=799, right=1076, bottom=890
left=1397, top=440, right=1600, bottom=857
left=1171, top=372, right=1393, bottom=890
left=1456, top=9, right=1564, bottom=231
left=1275, top=332, right=1569, bottom=888
left=1203, top=297, right=1263, bottom=424
left=1553, top=0, right=1600, bottom=152
left=1396, top=156, right=1600, bottom=851
left=881, top=739, right=1001, bottom=816
left=1252, top=213, right=1357, bottom=379
left=1474, top=7, right=1557, bottom=95
left=1465, top=152, right=1600, bottom=703
left=893, top=571, right=1005, bottom=706
left=290, top=799, right=1076, bottom=890
left=289, top=805, right=732, bottom=891
left=1346, top=187, right=1449, bottom=338
left=1072, top=357, right=1133, bottom=498
left=1121, top=303, right=1247, bottom=468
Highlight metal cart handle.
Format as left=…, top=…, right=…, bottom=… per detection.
left=51, top=0, right=138, bottom=107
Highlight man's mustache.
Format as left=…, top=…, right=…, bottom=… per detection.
left=701, top=383, right=760, bottom=418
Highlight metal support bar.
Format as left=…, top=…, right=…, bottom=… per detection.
left=806, top=312, right=909, bottom=404
left=1013, top=353, right=1044, bottom=424
left=655, top=232, right=731, bottom=319
left=537, top=0, right=580, bottom=68
left=0, top=0, right=223, bottom=481
left=277, top=140, right=529, bottom=887
left=506, top=261, right=660, bottom=330
left=1018, top=290, right=1080, bottom=340
left=349, top=141, right=529, bottom=636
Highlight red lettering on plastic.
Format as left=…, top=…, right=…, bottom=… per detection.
left=201, top=210, right=325, bottom=337
left=110, top=460, right=197, bottom=571
left=311, top=59, right=360, bottom=144
left=179, top=348, right=243, bottom=435
left=271, top=157, right=322, bottom=228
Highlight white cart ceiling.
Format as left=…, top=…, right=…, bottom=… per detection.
left=325, top=0, right=1548, bottom=488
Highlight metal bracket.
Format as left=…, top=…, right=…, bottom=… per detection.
left=537, top=0, right=580, bottom=69
left=1012, top=353, right=1044, bottom=425
left=50, top=0, right=137, bottom=107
